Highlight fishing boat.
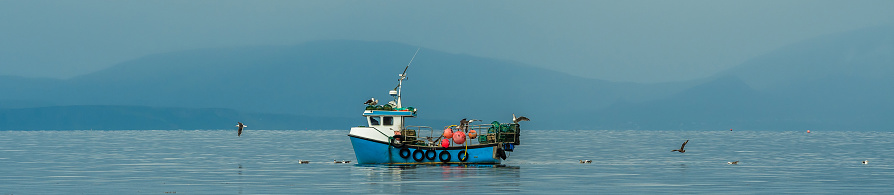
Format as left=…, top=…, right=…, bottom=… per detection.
left=347, top=54, right=523, bottom=165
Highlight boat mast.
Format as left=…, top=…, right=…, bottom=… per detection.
left=394, top=48, right=419, bottom=108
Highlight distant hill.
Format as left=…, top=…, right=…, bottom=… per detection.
left=2, top=25, right=893, bottom=130
left=586, top=25, right=894, bottom=130
left=724, top=25, right=894, bottom=90
left=0, top=75, right=59, bottom=109
left=0, top=40, right=690, bottom=130
left=0, top=105, right=351, bottom=130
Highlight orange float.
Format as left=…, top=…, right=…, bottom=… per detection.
left=443, top=128, right=454, bottom=138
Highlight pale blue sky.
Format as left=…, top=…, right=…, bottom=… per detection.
left=2, top=0, right=892, bottom=82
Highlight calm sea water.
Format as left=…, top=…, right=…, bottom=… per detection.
left=1, top=129, right=892, bottom=194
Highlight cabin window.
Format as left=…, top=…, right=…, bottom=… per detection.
left=383, top=117, right=393, bottom=125
left=369, top=117, right=380, bottom=125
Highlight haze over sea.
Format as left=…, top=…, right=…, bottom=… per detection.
left=1, top=129, right=891, bottom=194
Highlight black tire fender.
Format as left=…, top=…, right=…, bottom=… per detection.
left=412, top=149, right=425, bottom=161
left=399, top=148, right=411, bottom=159
left=496, top=148, right=507, bottom=160
left=458, top=150, right=469, bottom=162
left=390, top=139, right=404, bottom=148
left=425, top=150, right=436, bottom=160
left=439, top=150, right=451, bottom=162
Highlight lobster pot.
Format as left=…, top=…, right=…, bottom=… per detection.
left=503, top=124, right=520, bottom=145
left=401, top=129, right=417, bottom=142
left=487, top=123, right=521, bottom=145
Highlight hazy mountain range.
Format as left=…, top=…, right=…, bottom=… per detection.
left=2, top=25, right=892, bottom=130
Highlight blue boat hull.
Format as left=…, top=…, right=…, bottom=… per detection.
left=349, top=135, right=502, bottom=164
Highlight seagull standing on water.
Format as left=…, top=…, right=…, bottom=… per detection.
left=236, top=122, right=247, bottom=137
left=364, top=98, right=378, bottom=105
left=671, top=140, right=689, bottom=153
left=512, top=114, right=530, bottom=123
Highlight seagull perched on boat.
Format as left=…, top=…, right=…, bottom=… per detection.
left=728, top=161, right=739, bottom=165
left=512, top=114, right=530, bottom=123
left=671, top=140, right=688, bottom=153
left=363, top=97, right=378, bottom=105
left=236, top=122, right=247, bottom=137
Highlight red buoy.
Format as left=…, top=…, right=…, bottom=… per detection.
left=441, top=138, right=450, bottom=148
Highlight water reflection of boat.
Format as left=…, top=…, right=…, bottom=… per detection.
left=352, top=164, right=521, bottom=193
left=347, top=55, right=524, bottom=165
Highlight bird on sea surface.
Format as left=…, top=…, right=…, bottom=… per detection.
left=728, top=161, right=739, bottom=165
left=863, top=160, right=868, bottom=164
left=298, top=160, right=309, bottom=164
left=236, top=122, right=247, bottom=136
left=512, top=114, right=530, bottom=123
left=364, top=97, right=378, bottom=105
left=580, top=160, right=592, bottom=163
left=334, top=160, right=351, bottom=164
left=671, top=140, right=689, bottom=153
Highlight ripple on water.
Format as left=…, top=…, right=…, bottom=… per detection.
left=1, top=130, right=893, bottom=194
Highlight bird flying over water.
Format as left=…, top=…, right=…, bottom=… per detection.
left=671, top=140, right=688, bottom=153
left=364, top=97, right=378, bottom=105
left=512, top=114, right=530, bottom=123
left=236, top=122, right=246, bottom=136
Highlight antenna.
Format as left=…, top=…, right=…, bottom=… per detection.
left=395, top=48, right=420, bottom=90
left=393, top=48, right=419, bottom=108
left=402, top=48, right=419, bottom=76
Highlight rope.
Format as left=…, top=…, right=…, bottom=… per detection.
left=371, top=127, right=397, bottom=154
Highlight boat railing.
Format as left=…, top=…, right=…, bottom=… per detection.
left=402, top=123, right=520, bottom=146
left=403, top=125, right=434, bottom=146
